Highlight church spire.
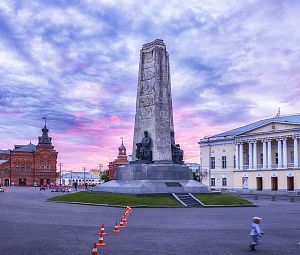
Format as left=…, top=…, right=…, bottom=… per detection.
left=38, top=117, right=52, bottom=146
left=118, top=137, right=126, bottom=155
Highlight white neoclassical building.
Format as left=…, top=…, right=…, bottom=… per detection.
left=199, top=114, right=300, bottom=191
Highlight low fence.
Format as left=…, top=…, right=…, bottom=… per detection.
left=227, top=191, right=300, bottom=202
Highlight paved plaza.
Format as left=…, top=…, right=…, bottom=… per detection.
left=0, top=188, right=299, bottom=255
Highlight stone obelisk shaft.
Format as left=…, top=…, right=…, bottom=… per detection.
left=132, top=39, right=174, bottom=162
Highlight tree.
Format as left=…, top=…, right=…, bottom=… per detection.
left=100, top=171, right=109, bottom=182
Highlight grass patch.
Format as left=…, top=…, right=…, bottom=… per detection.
left=194, top=193, right=252, bottom=205
left=48, top=192, right=181, bottom=206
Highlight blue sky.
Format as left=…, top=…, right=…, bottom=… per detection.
left=0, top=0, right=299, bottom=170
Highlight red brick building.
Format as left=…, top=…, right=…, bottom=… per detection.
left=0, top=123, right=58, bottom=187
left=108, top=140, right=129, bottom=180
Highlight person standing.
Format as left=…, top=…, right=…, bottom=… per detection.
left=249, top=217, right=264, bottom=251
left=74, top=181, right=78, bottom=191
left=34, top=181, right=37, bottom=188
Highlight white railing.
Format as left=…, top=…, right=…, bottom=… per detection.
left=237, top=162, right=300, bottom=170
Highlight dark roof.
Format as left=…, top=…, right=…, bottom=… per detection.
left=0, top=150, right=10, bottom=154
left=210, top=113, right=300, bottom=139
left=14, top=143, right=37, bottom=152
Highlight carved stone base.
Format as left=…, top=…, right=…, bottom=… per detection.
left=114, top=163, right=192, bottom=180
left=93, top=163, right=208, bottom=194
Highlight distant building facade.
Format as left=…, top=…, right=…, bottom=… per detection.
left=199, top=114, right=300, bottom=191
left=89, top=168, right=101, bottom=177
left=0, top=123, right=58, bottom=187
left=61, top=171, right=101, bottom=186
left=108, top=140, right=129, bottom=180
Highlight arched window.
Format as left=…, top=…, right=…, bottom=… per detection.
left=21, top=165, right=25, bottom=171
left=27, top=165, right=31, bottom=172
left=16, top=164, right=19, bottom=172
left=41, top=163, right=46, bottom=171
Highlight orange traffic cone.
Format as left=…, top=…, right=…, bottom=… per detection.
left=119, top=220, right=125, bottom=228
left=121, top=216, right=127, bottom=224
left=91, top=243, right=98, bottom=255
left=113, top=221, right=120, bottom=232
left=96, top=233, right=106, bottom=246
left=99, top=224, right=106, bottom=236
left=126, top=207, right=132, bottom=214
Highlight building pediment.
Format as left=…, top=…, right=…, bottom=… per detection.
left=239, top=122, right=300, bottom=136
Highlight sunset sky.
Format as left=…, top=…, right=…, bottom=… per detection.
left=0, top=0, right=299, bottom=171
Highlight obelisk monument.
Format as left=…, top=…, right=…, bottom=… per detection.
left=93, top=39, right=208, bottom=194
left=132, top=39, right=174, bottom=162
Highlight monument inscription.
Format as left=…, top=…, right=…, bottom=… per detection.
left=132, top=39, right=177, bottom=162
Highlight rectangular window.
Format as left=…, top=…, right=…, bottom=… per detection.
left=210, top=178, right=215, bottom=186
left=222, top=156, right=227, bottom=169
left=291, top=151, right=294, bottom=164
left=222, top=178, right=227, bottom=187
left=234, top=155, right=236, bottom=168
left=260, top=153, right=263, bottom=164
left=27, top=165, right=30, bottom=172
left=210, top=157, right=215, bottom=169
left=275, top=153, right=278, bottom=164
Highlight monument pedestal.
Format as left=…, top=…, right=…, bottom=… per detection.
left=93, top=163, right=208, bottom=194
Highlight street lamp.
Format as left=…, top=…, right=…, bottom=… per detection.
left=59, top=163, right=63, bottom=186
left=83, top=167, right=86, bottom=186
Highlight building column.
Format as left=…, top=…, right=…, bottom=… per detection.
left=294, top=136, right=299, bottom=168
left=253, top=141, right=258, bottom=170
left=267, top=140, right=272, bottom=169
left=263, top=140, right=267, bottom=169
left=283, top=138, right=288, bottom=168
left=235, top=144, right=239, bottom=170
left=277, top=139, right=282, bottom=169
left=249, top=142, right=253, bottom=169
left=239, top=143, right=244, bottom=170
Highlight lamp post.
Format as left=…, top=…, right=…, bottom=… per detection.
left=98, top=164, right=103, bottom=185
left=70, top=170, right=73, bottom=186
left=83, top=167, right=86, bottom=186
left=59, top=163, right=63, bottom=186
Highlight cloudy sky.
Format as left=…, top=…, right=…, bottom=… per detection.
left=0, top=0, right=299, bottom=171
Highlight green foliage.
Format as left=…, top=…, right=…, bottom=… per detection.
left=194, top=193, right=252, bottom=205
left=49, top=192, right=182, bottom=206
left=100, top=172, right=109, bottom=182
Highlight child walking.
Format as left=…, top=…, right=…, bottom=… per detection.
left=249, top=216, right=264, bottom=251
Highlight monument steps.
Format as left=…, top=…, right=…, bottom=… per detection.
left=172, top=193, right=203, bottom=207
